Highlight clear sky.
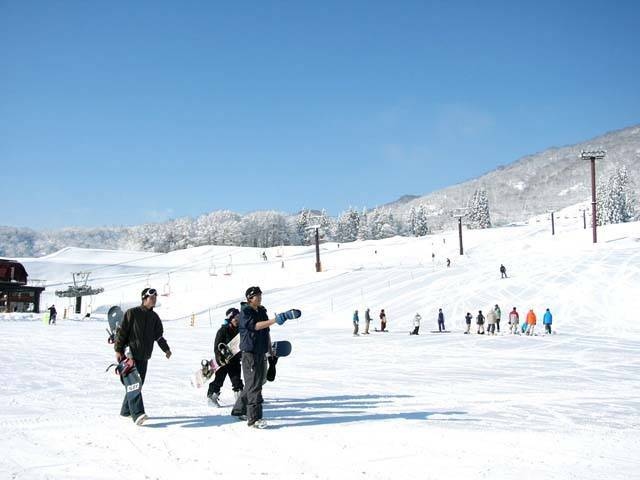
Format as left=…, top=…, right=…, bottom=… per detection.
left=2, top=0, right=639, bottom=229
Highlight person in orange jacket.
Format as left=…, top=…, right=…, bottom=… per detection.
left=525, top=309, right=537, bottom=335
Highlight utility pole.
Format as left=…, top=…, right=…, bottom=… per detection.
left=581, top=150, right=605, bottom=243
left=548, top=209, right=555, bottom=236
left=314, top=227, right=322, bottom=272
left=452, top=209, right=467, bottom=255
left=580, top=208, right=587, bottom=229
left=306, top=221, right=323, bottom=272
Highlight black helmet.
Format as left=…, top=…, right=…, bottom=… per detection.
left=225, top=307, right=240, bottom=320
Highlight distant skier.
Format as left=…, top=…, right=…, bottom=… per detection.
left=379, top=309, right=387, bottom=331
left=262, top=251, right=268, bottom=262
left=494, top=304, right=502, bottom=333
left=464, top=312, right=472, bottom=334
left=543, top=308, right=553, bottom=334
left=207, top=308, right=244, bottom=407
left=526, top=309, right=537, bottom=335
left=352, top=310, right=359, bottom=336
left=446, top=258, right=451, bottom=268
left=410, top=313, right=421, bottom=335
left=500, top=264, right=507, bottom=279
left=48, top=305, right=57, bottom=325
left=114, top=288, right=172, bottom=426
left=486, top=307, right=497, bottom=335
left=437, top=308, right=446, bottom=332
left=364, top=308, right=372, bottom=334
left=476, top=310, right=485, bottom=335
left=509, top=307, right=520, bottom=335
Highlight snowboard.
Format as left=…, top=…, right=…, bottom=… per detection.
left=106, top=358, right=143, bottom=410
left=374, top=328, right=388, bottom=332
left=430, top=330, right=451, bottom=333
left=107, top=306, right=124, bottom=344
left=191, top=339, right=292, bottom=388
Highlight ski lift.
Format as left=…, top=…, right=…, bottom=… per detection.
left=224, top=255, right=233, bottom=276
left=208, top=259, right=218, bottom=276
left=161, top=274, right=171, bottom=296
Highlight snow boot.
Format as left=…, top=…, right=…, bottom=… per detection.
left=208, top=392, right=221, bottom=407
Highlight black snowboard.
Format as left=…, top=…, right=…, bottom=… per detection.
left=107, top=305, right=124, bottom=344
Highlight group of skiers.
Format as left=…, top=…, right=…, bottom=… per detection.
left=113, top=285, right=294, bottom=429
left=465, top=305, right=553, bottom=335
left=351, top=305, right=553, bottom=336
left=352, top=308, right=387, bottom=335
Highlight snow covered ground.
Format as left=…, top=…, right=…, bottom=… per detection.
left=2, top=215, right=640, bottom=479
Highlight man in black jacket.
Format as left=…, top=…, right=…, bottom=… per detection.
left=114, top=287, right=172, bottom=425
left=231, top=286, right=292, bottom=429
left=207, top=307, right=244, bottom=406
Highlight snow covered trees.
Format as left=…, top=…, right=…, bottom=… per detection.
left=408, top=205, right=430, bottom=236
left=596, top=165, right=637, bottom=226
left=467, top=188, right=492, bottom=229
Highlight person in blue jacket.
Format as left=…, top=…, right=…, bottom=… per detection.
left=543, top=308, right=553, bottom=334
left=352, top=310, right=360, bottom=336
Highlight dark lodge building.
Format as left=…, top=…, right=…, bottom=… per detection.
left=0, top=259, right=45, bottom=313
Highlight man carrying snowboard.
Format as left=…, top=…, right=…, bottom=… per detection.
left=114, top=287, right=172, bottom=425
left=231, top=286, right=298, bottom=428
left=207, top=308, right=244, bottom=406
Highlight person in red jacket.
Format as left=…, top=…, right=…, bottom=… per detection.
left=525, top=309, right=537, bottom=336
left=508, top=307, right=520, bottom=335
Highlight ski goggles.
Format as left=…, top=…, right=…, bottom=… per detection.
left=141, top=288, right=158, bottom=299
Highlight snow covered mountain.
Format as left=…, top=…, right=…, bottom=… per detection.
left=1, top=124, right=638, bottom=257
left=391, top=124, right=640, bottom=228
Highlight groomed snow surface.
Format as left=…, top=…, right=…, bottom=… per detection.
left=2, top=216, right=639, bottom=479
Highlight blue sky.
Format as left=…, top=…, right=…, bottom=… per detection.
left=2, top=1, right=639, bottom=229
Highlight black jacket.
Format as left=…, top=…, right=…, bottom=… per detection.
left=214, top=323, right=239, bottom=364
left=114, top=305, right=170, bottom=360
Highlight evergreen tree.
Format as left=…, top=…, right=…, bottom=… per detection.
left=467, top=188, right=492, bottom=229
left=597, top=165, right=636, bottom=226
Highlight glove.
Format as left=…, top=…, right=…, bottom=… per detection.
left=165, top=350, right=172, bottom=359
left=275, top=309, right=301, bottom=325
left=115, top=351, right=124, bottom=362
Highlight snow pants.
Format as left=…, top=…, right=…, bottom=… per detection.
left=544, top=324, right=552, bottom=334
left=438, top=320, right=445, bottom=332
left=353, top=322, right=359, bottom=335
left=511, top=322, right=520, bottom=334
left=232, top=352, right=267, bottom=423
left=120, top=359, right=147, bottom=421
left=207, top=358, right=243, bottom=396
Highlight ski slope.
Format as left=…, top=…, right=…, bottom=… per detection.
left=2, top=216, right=639, bottom=479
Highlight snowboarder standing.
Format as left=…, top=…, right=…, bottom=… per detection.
left=114, top=288, right=172, bottom=426
left=48, top=305, right=57, bottom=325
left=476, top=310, right=485, bottom=334
left=207, top=308, right=244, bottom=407
left=494, top=304, right=502, bottom=333
left=464, top=312, right=472, bottom=334
left=526, top=309, right=537, bottom=335
left=500, top=264, right=507, bottom=279
left=231, top=286, right=293, bottom=428
left=543, top=308, right=553, bottom=334
left=509, top=307, right=520, bottom=335
left=446, top=258, right=451, bottom=268
left=364, top=308, right=372, bottom=334
left=379, top=309, right=387, bottom=331
left=437, top=308, right=446, bottom=332
left=410, top=313, right=421, bottom=335
left=352, top=310, right=359, bottom=336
